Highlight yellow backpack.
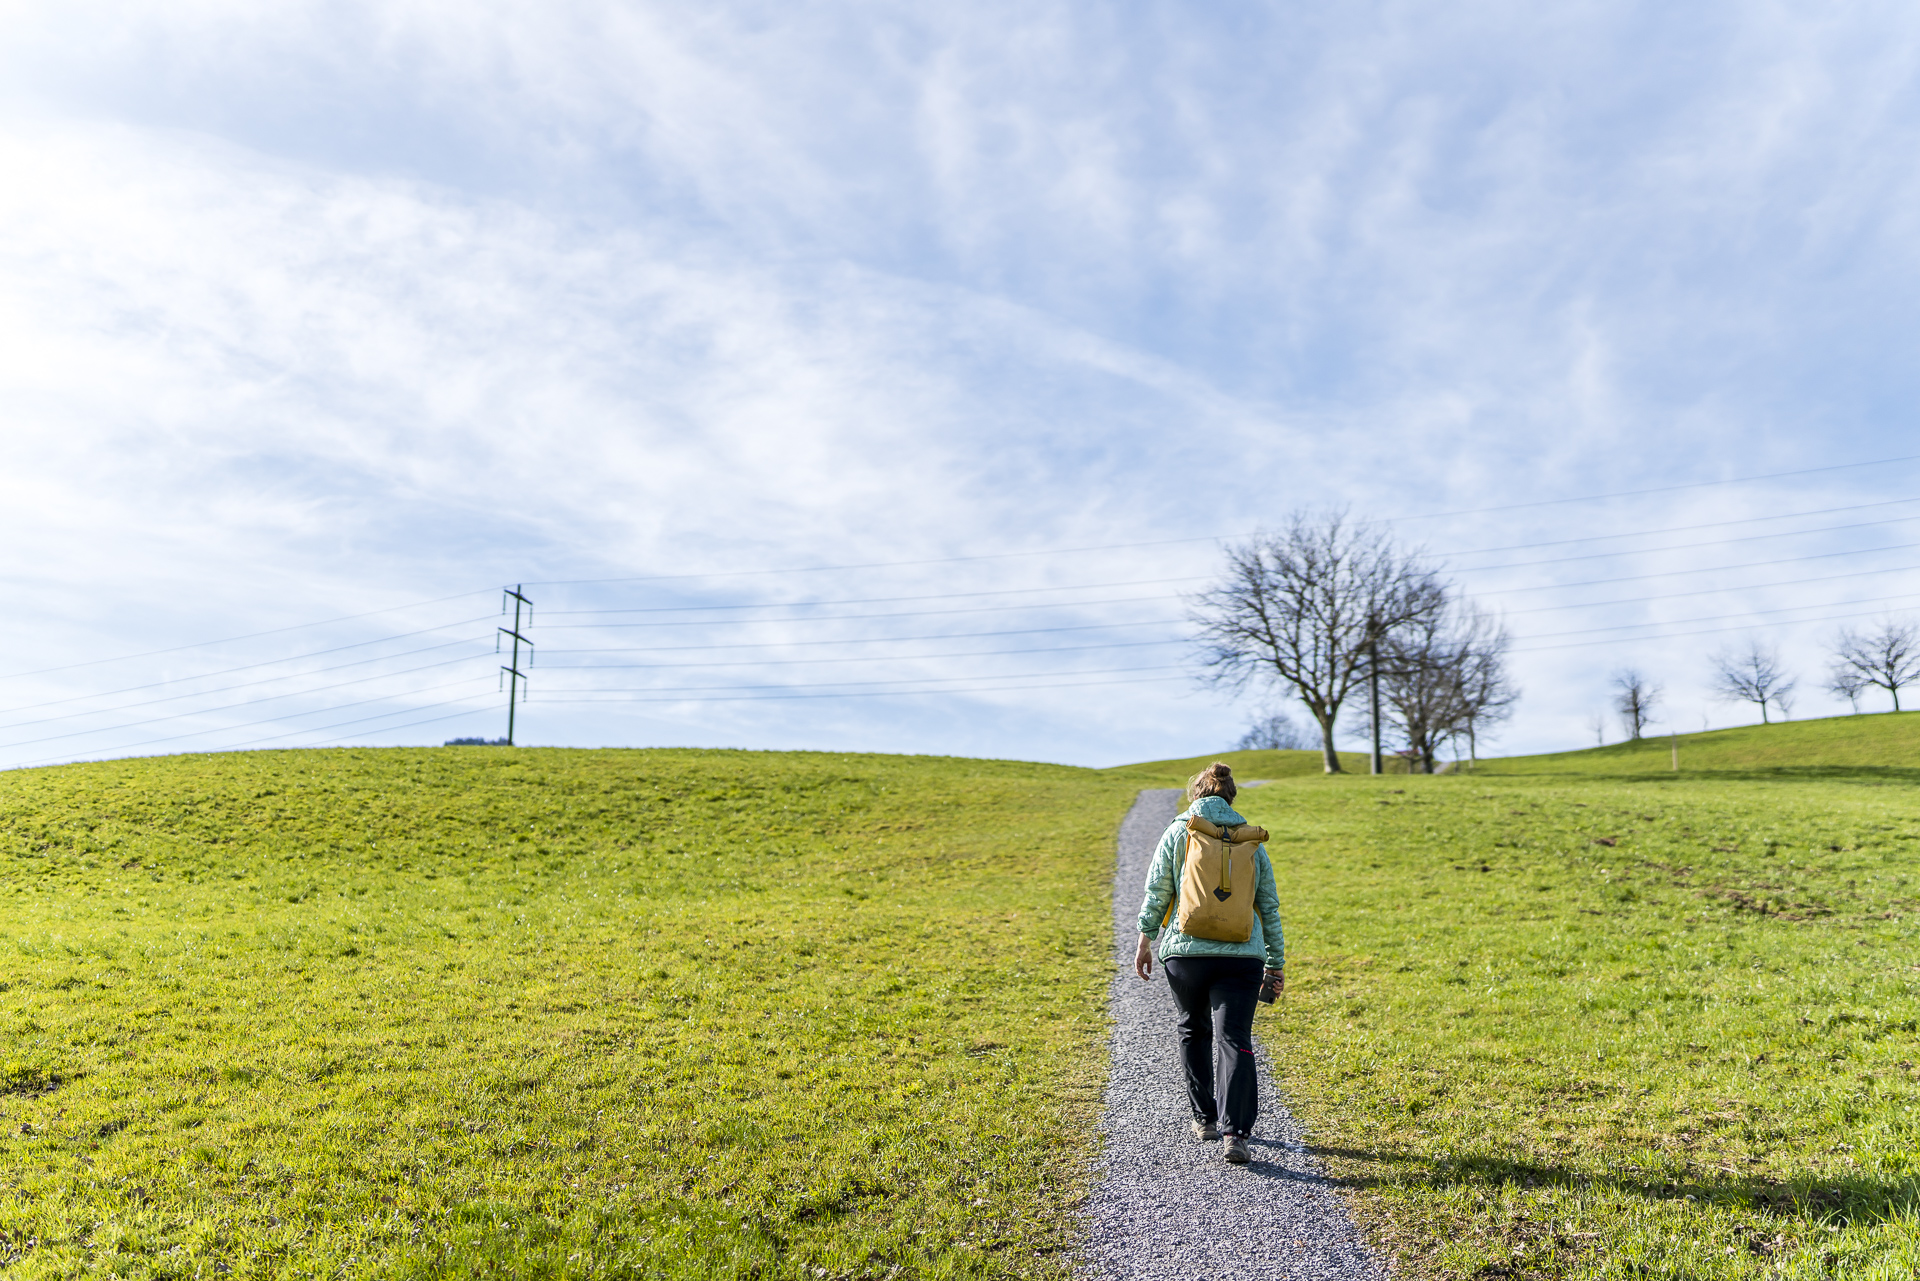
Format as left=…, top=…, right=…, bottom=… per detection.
left=1164, top=814, right=1268, bottom=943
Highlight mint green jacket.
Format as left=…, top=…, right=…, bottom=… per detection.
left=1135, top=795, right=1284, bottom=970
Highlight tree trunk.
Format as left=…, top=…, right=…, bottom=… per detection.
left=1760, top=702, right=1769, bottom=724
left=1316, top=711, right=1343, bottom=773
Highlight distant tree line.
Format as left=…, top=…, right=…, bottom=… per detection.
left=1192, top=510, right=1516, bottom=774
left=1598, top=617, right=1920, bottom=742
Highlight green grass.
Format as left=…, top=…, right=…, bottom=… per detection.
left=1480, top=709, right=1920, bottom=778
left=0, top=747, right=1146, bottom=1280
left=1233, top=768, right=1920, bottom=1279
left=15, top=720, right=1920, bottom=1280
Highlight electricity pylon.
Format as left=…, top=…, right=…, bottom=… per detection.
left=498, top=585, right=534, bottom=746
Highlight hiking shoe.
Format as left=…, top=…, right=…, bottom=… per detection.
left=1222, top=1134, right=1250, bottom=1164
left=1190, top=1118, right=1220, bottom=1141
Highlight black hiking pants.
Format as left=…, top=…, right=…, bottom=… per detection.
left=1163, top=955, right=1262, bottom=1137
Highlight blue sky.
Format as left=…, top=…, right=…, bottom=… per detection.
left=3, top=1, right=1919, bottom=769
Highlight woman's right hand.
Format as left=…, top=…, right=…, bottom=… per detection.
left=1133, top=933, right=1155, bottom=981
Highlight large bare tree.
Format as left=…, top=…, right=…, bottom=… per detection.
left=1830, top=619, right=1920, bottom=712
left=1192, top=511, right=1446, bottom=773
left=1708, top=639, right=1795, bottom=724
left=1611, top=669, right=1660, bottom=740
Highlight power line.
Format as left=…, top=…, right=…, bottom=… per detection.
left=533, top=558, right=1909, bottom=655
left=0, top=636, right=491, bottom=733
left=0, top=655, right=488, bottom=753
left=521, top=506, right=1912, bottom=631
left=14, top=450, right=1918, bottom=750
left=538, top=575, right=1190, bottom=617
left=20, top=568, right=1914, bottom=742
left=0, top=591, right=497, bottom=683
left=527, top=591, right=1920, bottom=709
left=10, top=453, right=1904, bottom=713
left=540, top=637, right=1186, bottom=671
left=523, top=540, right=1223, bottom=589
left=524, top=583, right=1920, bottom=707
left=1445, top=513, right=1920, bottom=572
left=1515, top=590, right=1920, bottom=644
left=8, top=676, right=492, bottom=770
left=1510, top=601, right=1920, bottom=655
left=223, top=695, right=498, bottom=752
left=521, top=497, right=1920, bottom=625
left=1436, top=497, right=1920, bottom=558
left=37, top=543, right=1895, bottom=743
left=319, top=703, right=499, bottom=746
left=0, top=614, right=497, bottom=716
left=537, top=662, right=1180, bottom=698
left=27, top=525, right=1879, bottom=725
left=542, top=618, right=1187, bottom=655
left=1467, top=541, right=1920, bottom=595
left=1388, top=453, right=1920, bottom=522
left=533, top=592, right=1181, bottom=631
left=4, top=620, right=1188, bottom=759
left=519, top=453, right=1920, bottom=589
left=532, top=558, right=1912, bottom=652
left=1498, top=561, right=1920, bottom=616
left=534, top=672, right=1190, bottom=704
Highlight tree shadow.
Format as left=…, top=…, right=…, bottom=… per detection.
left=1487, top=765, right=1920, bottom=786
left=1295, top=1142, right=1920, bottom=1225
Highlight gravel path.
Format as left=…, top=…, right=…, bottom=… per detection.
left=1079, top=789, right=1386, bottom=1281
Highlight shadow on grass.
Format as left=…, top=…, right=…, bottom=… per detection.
left=1480, top=765, right=1920, bottom=786
left=1303, top=1143, right=1920, bottom=1225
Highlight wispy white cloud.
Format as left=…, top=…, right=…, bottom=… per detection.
left=3, top=0, right=1920, bottom=764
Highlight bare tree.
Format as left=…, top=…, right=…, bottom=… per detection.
left=1368, top=626, right=1458, bottom=776
left=1825, top=664, right=1868, bottom=713
left=1451, top=613, right=1519, bottom=768
left=1708, top=639, right=1796, bottom=724
left=1830, top=619, right=1920, bottom=712
left=1588, top=713, right=1607, bottom=746
left=1235, top=709, right=1309, bottom=751
left=1611, top=669, right=1661, bottom=740
left=1373, top=603, right=1517, bottom=772
left=1192, top=511, right=1447, bottom=773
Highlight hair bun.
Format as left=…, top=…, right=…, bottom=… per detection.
left=1186, top=761, right=1238, bottom=804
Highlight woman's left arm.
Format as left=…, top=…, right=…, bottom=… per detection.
left=1254, top=845, right=1284, bottom=973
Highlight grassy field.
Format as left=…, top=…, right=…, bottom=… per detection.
left=0, top=747, right=1148, bottom=1279
left=1225, top=739, right=1920, bottom=1278
left=10, top=715, right=1920, bottom=1280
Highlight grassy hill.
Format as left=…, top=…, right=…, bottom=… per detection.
left=1113, top=710, right=1920, bottom=783
left=1100, top=746, right=1367, bottom=785
left=1476, top=709, right=1920, bottom=777
left=0, top=747, right=1146, bottom=1280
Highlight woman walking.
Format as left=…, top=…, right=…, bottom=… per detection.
left=1132, top=762, right=1284, bottom=1164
